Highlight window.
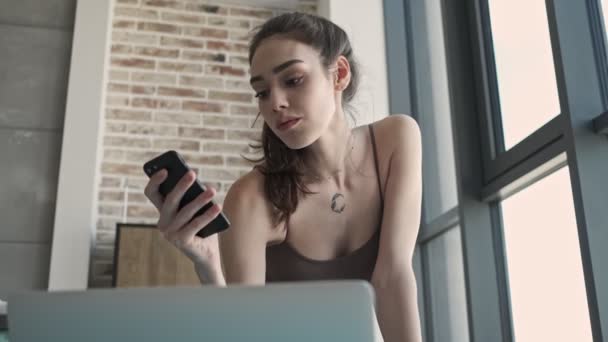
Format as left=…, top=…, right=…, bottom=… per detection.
left=487, top=0, right=561, bottom=150
left=601, top=0, right=608, bottom=44
left=500, top=167, right=592, bottom=341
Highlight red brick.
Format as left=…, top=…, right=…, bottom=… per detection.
left=127, top=123, right=178, bottom=136
left=99, top=190, right=125, bottom=202
left=113, top=20, right=137, bottom=29
left=142, top=0, right=184, bottom=10
left=229, top=30, right=251, bottom=42
left=225, top=80, right=251, bottom=91
left=133, top=46, right=179, bottom=58
left=206, top=40, right=248, bottom=54
left=161, top=36, right=205, bottom=48
left=181, top=50, right=225, bottom=63
left=108, top=70, right=129, bottom=82
left=104, top=136, right=151, bottom=148
left=230, top=104, right=258, bottom=115
left=130, top=85, right=155, bottom=95
left=157, top=99, right=181, bottom=110
left=153, top=139, right=200, bottom=151
left=125, top=150, right=167, bottom=163
left=98, top=204, right=123, bottom=217
left=184, top=4, right=228, bottom=14
left=106, top=95, right=129, bottom=107
left=102, top=162, right=144, bottom=176
left=227, top=129, right=260, bottom=141
left=106, top=108, right=152, bottom=121
left=181, top=153, right=224, bottom=166
left=127, top=192, right=149, bottom=203
left=114, top=6, right=159, bottom=20
left=180, top=75, right=223, bottom=88
left=179, top=127, right=225, bottom=139
left=203, top=142, right=249, bottom=154
left=208, top=90, right=252, bottom=103
left=158, top=86, right=205, bottom=98
left=160, top=12, right=205, bottom=24
left=137, top=22, right=181, bottom=34
left=111, top=44, right=132, bottom=54
left=105, top=122, right=127, bottom=133
left=183, top=101, right=226, bottom=113
left=229, top=56, right=249, bottom=65
left=100, top=176, right=122, bottom=188
left=183, top=26, right=228, bottom=39
left=127, top=205, right=159, bottom=218
left=111, top=57, right=155, bottom=70
left=112, top=31, right=158, bottom=45
left=207, top=17, right=250, bottom=29
left=205, top=64, right=246, bottom=77
left=229, top=8, right=273, bottom=19
left=203, top=115, right=250, bottom=128
left=131, top=97, right=158, bottom=108
left=159, top=61, right=202, bottom=73
left=107, top=82, right=129, bottom=93
left=131, top=72, right=176, bottom=85
left=154, top=112, right=200, bottom=125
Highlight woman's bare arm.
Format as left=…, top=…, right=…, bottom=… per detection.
left=216, top=170, right=273, bottom=285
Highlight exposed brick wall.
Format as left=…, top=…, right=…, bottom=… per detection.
left=91, top=0, right=317, bottom=287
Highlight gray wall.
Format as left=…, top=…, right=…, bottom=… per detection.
left=0, top=0, right=75, bottom=299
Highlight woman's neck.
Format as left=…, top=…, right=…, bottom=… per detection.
left=302, top=112, right=358, bottom=189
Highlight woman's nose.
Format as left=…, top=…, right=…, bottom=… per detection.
left=270, top=89, right=288, bottom=112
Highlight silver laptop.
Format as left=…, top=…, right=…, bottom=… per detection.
left=8, top=280, right=380, bottom=342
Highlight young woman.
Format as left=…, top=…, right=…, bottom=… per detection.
left=144, top=12, right=422, bottom=342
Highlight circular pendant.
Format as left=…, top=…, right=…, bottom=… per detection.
left=331, top=193, right=346, bottom=213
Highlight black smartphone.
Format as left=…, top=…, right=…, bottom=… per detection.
left=143, top=150, right=230, bottom=238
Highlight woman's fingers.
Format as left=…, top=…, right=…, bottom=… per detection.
left=143, top=169, right=168, bottom=210
left=166, top=186, right=217, bottom=236
left=160, top=170, right=196, bottom=219
left=177, top=202, right=222, bottom=242
left=157, top=170, right=196, bottom=234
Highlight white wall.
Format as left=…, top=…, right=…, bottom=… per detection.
left=318, top=0, right=390, bottom=125
left=48, top=0, right=113, bottom=290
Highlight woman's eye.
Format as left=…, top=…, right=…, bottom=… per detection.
left=286, top=76, right=303, bottom=87
left=254, top=90, right=269, bottom=99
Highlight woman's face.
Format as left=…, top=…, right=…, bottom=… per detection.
left=249, top=35, right=337, bottom=149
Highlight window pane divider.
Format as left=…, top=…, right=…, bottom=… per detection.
left=484, top=114, right=565, bottom=184
left=418, top=207, right=459, bottom=244
left=593, top=110, right=608, bottom=135
left=481, top=136, right=567, bottom=202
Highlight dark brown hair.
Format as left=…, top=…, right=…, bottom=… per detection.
left=242, top=12, right=360, bottom=227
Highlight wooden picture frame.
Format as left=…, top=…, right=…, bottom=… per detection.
left=112, top=223, right=200, bottom=287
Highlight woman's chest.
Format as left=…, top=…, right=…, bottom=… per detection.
left=270, top=174, right=384, bottom=260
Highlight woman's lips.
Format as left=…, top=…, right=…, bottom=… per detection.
left=278, top=118, right=301, bottom=131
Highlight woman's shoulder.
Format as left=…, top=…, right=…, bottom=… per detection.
left=368, top=114, right=421, bottom=150
left=225, top=166, right=266, bottom=204
left=222, top=166, right=277, bottom=239
left=371, top=114, right=419, bottom=136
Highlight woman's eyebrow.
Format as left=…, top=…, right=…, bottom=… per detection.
left=250, top=59, right=304, bottom=84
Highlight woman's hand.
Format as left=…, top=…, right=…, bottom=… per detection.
left=144, top=169, right=224, bottom=276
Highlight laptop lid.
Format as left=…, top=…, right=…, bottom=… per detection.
left=8, top=280, right=379, bottom=342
